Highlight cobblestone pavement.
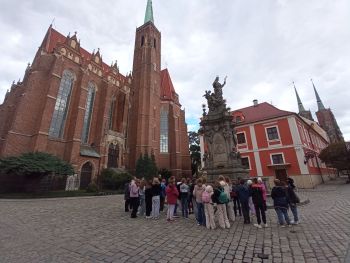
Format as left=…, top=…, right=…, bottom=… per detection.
left=0, top=179, right=349, bottom=263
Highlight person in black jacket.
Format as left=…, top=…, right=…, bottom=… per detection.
left=145, top=180, right=153, bottom=219
left=287, top=178, right=300, bottom=224
left=271, top=179, right=290, bottom=227
left=251, top=178, right=267, bottom=228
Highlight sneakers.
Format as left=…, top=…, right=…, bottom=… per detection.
left=254, top=224, right=262, bottom=229
left=280, top=224, right=286, bottom=228
left=264, top=224, right=268, bottom=228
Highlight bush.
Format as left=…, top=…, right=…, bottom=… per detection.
left=101, top=169, right=132, bottom=190
left=86, top=182, right=99, bottom=193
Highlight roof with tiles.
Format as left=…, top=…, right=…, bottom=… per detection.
left=232, top=102, right=294, bottom=124
left=160, top=68, right=180, bottom=105
left=41, top=26, right=127, bottom=81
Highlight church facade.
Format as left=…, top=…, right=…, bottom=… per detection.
left=0, top=0, right=191, bottom=187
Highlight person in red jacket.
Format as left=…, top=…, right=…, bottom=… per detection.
left=166, top=176, right=179, bottom=222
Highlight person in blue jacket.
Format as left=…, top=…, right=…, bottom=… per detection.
left=237, top=179, right=251, bottom=224
left=271, top=179, right=291, bottom=227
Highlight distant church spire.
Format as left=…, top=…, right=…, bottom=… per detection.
left=293, top=82, right=306, bottom=112
left=144, top=0, right=154, bottom=24
left=311, top=79, right=326, bottom=111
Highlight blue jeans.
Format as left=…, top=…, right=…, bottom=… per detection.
left=196, top=202, right=206, bottom=226
left=290, top=204, right=299, bottom=222
left=275, top=207, right=290, bottom=225
left=181, top=196, right=188, bottom=218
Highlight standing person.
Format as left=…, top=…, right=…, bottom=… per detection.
left=124, top=180, right=131, bottom=212
left=145, top=180, right=153, bottom=219
left=190, top=179, right=198, bottom=219
left=179, top=178, right=190, bottom=218
left=271, top=179, right=290, bottom=227
left=138, top=180, right=146, bottom=217
left=129, top=179, right=140, bottom=218
left=237, top=179, right=251, bottom=224
left=187, top=178, right=194, bottom=214
left=202, top=185, right=216, bottom=230
left=193, top=178, right=206, bottom=226
left=247, top=180, right=255, bottom=216
left=257, top=177, right=267, bottom=211
left=231, top=180, right=242, bottom=217
left=212, top=180, right=230, bottom=229
left=160, top=179, right=167, bottom=212
left=165, top=176, right=179, bottom=222
left=251, top=178, right=267, bottom=228
left=151, top=177, right=162, bottom=220
left=224, top=176, right=235, bottom=222
left=287, top=178, right=300, bottom=224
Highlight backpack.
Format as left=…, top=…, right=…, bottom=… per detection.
left=202, top=191, right=211, bottom=203
left=230, top=189, right=237, bottom=199
left=218, top=189, right=229, bottom=204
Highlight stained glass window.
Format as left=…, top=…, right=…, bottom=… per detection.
left=160, top=109, right=168, bottom=153
left=81, top=83, right=96, bottom=144
left=49, top=70, right=74, bottom=138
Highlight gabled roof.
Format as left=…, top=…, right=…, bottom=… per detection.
left=160, top=68, right=180, bottom=105
left=40, top=26, right=127, bottom=80
left=232, top=102, right=294, bottom=124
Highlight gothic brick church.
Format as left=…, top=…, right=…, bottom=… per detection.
left=0, top=0, right=191, bottom=187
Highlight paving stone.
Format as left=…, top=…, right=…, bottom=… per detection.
left=0, top=179, right=349, bottom=263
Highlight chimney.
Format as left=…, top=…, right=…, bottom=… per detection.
left=253, top=99, right=258, bottom=106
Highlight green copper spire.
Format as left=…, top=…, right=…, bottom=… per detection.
left=311, top=79, right=326, bottom=111
left=293, top=82, right=306, bottom=113
left=144, top=0, right=154, bottom=24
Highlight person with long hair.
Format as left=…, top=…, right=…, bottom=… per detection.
left=251, top=178, right=267, bottom=228
left=151, top=177, right=162, bottom=219
left=271, top=179, right=290, bottom=227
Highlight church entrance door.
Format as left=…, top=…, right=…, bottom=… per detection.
left=80, top=162, right=93, bottom=189
left=275, top=169, right=288, bottom=183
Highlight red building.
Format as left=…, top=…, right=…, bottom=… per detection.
left=231, top=101, right=333, bottom=188
left=0, top=0, right=191, bottom=188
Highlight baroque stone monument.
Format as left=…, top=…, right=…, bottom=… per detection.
left=199, top=76, right=248, bottom=182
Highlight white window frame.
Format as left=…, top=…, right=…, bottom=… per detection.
left=236, top=131, right=247, bottom=145
left=265, top=125, right=281, bottom=142
left=270, top=152, right=285, bottom=165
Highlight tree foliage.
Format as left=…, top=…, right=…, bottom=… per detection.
left=188, top=131, right=201, bottom=176
left=0, top=152, right=74, bottom=177
left=135, top=152, right=158, bottom=180
left=319, top=142, right=350, bottom=171
left=100, top=168, right=132, bottom=190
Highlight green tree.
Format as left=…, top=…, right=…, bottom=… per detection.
left=135, top=152, right=158, bottom=180
left=0, top=152, right=74, bottom=176
left=188, top=131, right=201, bottom=176
left=319, top=142, right=350, bottom=183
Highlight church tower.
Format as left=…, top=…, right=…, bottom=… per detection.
left=294, top=82, right=314, bottom=121
left=312, top=79, right=344, bottom=143
left=127, top=0, right=162, bottom=171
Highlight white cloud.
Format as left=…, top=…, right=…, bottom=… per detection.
left=0, top=0, right=349, bottom=140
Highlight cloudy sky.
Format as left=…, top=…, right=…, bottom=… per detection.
left=0, top=0, right=349, bottom=140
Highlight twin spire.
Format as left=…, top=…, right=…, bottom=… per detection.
left=294, top=79, right=326, bottom=114
left=144, top=0, right=154, bottom=24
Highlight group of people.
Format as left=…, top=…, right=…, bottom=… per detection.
left=124, top=174, right=300, bottom=229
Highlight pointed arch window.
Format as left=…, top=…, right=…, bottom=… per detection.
left=108, top=97, right=116, bottom=130
left=49, top=70, right=74, bottom=138
left=81, top=82, right=96, bottom=144
left=160, top=109, right=169, bottom=153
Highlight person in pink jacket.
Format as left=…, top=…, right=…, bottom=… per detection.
left=166, top=176, right=179, bottom=222
left=257, top=177, right=267, bottom=210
